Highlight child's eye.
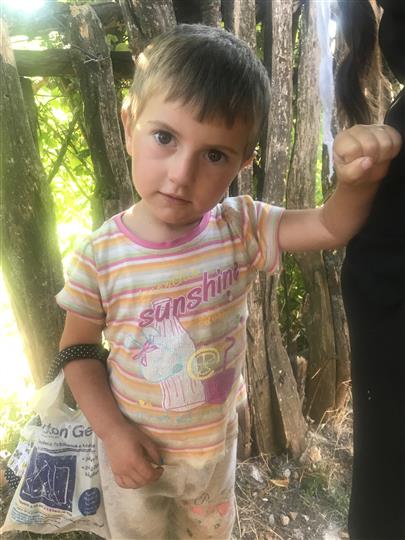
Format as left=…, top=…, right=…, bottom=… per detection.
left=207, top=149, right=225, bottom=163
left=154, top=130, right=173, bottom=145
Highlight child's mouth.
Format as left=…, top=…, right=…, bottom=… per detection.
left=160, top=192, right=190, bottom=204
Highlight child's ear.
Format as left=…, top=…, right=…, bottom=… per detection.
left=121, top=105, right=133, bottom=156
left=240, top=154, right=254, bottom=170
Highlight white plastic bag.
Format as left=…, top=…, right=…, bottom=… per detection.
left=1, top=372, right=109, bottom=537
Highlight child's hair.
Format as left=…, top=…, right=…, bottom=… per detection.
left=124, top=24, right=270, bottom=157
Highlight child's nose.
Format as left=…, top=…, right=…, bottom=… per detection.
left=168, top=151, right=196, bottom=186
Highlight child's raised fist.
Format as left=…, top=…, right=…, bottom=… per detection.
left=333, top=124, right=402, bottom=186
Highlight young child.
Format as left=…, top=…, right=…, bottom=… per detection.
left=57, top=24, right=401, bottom=540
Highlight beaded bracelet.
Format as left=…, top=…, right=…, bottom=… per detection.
left=46, top=343, right=110, bottom=382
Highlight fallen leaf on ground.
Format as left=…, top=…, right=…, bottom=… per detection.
left=270, top=478, right=289, bottom=488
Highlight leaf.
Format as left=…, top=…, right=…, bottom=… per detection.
left=270, top=478, right=289, bottom=488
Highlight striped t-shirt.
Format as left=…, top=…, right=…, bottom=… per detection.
left=56, top=195, right=284, bottom=467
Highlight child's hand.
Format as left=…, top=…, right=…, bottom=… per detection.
left=333, top=124, right=402, bottom=186
left=102, top=419, right=163, bottom=489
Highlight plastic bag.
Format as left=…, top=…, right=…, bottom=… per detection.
left=1, top=372, right=109, bottom=537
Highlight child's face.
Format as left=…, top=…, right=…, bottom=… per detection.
left=122, top=93, right=252, bottom=237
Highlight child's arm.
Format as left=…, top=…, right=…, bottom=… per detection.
left=60, top=311, right=163, bottom=489
left=278, top=124, right=402, bottom=252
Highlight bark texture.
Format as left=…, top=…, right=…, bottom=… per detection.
left=14, top=49, right=133, bottom=79
left=0, top=23, right=65, bottom=386
left=262, top=0, right=293, bottom=206
left=321, top=150, right=351, bottom=412
left=262, top=0, right=307, bottom=456
left=20, top=77, right=39, bottom=151
left=5, top=2, right=125, bottom=38
left=5, top=0, right=212, bottom=37
left=69, top=4, right=133, bottom=226
left=286, top=2, right=336, bottom=422
left=200, top=0, right=222, bottom=27
left=118, top=0, right=176, bottom=55
left=223, top=0, right=256, bottom=459
left=223, top=0, right=256, bottom=50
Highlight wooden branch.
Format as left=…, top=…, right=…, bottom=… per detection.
left=286, top=1, right=336, bottom=423
left=223, top=0, right=256, bottom=50
left=4, top=1, right=219, bottom=42
left=262, top=0, right=294, bottom=206
left=69, top=4, right=133, bottom=224
left=260, top=0, right=307, bottom=457
left=47, top=108, right=80, bottom=184
left=14, top=48, right=133, bottom=79
left=118, top=0, right=176, bottom=55
left=20, top=76, right=39, bottom=151
left=200, top=0, right=222, bottom=27
left=4, top=2, right=125, bottom=38
left=224, top=0, right=256, bottom=198
left=321, top=146, right=351, bottom=412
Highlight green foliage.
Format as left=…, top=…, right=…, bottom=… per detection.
left=300, top=468, right=329, bottom=499
left=255, top=22, right=264, bottom=63
left=0, top=395, right=32, bottom=455
left=105, top=31, right=129, bottom=52
left=30, top=27, right=132, bottom=259
left=278, top=253, right=308, bottom=357
left=315, top=125, right=326, bottom=206
left=35, top=76, right=94, bottom=257
left=300, top=467, right=350, bottom=520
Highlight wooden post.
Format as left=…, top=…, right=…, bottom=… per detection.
left=262, top=0, right=307, bottom=457
left=224, top=0, right=306, bottom=458
left=200, top=0, right=221, bottom=27
left=118, top=0, right=176, bottom=55
left=286, top=1, right=336, bottom=423
left=223, top=0, right=256, bottom=50
left=321, top=157, right=351, bottom=412
left=0, top=22, right=65, bottom=386
left=13, top=49, right=133, bottom=79
left=222, top=0, right=257, bottom=459
left=69, top=4, right=134, bottom=226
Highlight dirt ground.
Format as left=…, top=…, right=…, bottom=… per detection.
left=232, top=410, right=353, bottom=540
left=0, top=409, right=353, bottom=540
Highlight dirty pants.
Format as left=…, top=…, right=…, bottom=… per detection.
left=99, top=436, right=237, bottom=540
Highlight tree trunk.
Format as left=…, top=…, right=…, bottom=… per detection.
left=262, top=0, right=293, bottom=206
left=20, top=76, right=39, bottom=151
left=223, top=0, right=256, bottom=50
left=200, top=0, right=221, bottom=27
left=286, top=2, right=336, bottom=423
left=0, top=23, right=65, bottom=386
left=222, top=0, right=256, bottom=459
left=320, top=148, right=351, bottom=412
left=261, top=0, right=307, bottom=457
left=69, top=4, right=134, bottom=226
left=118, top=0, right=176, bottom=55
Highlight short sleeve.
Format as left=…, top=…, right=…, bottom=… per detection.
left=221, top=195, right=284, bottom=274
left=55, top=237, right=105, bottom=325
